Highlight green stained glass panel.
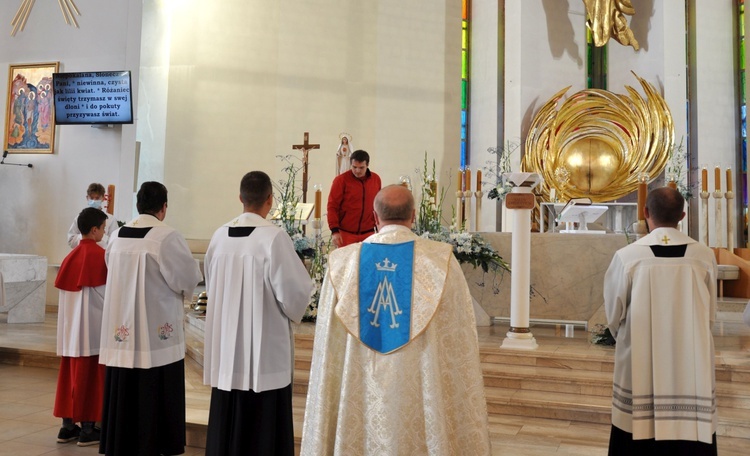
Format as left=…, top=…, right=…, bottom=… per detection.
left=462, top=80, right=467, bottom=110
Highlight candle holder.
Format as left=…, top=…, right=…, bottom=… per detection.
left=714, top=186, right=725, bottom=248
left=636, top=172, right=649, bottom=222
left=463, top=190, right=474, bottom=232
left=726, top=188, right=735, bottom=251
left=456, top=190, right=465, bottom=231
left=474, top=189, right=484, bottom=232
left=312, top=183, right=323, bottom=238
left=700, top=190, right=710, bottom=245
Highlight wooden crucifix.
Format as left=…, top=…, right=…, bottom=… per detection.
left=292, top=131, right=320, bottom=203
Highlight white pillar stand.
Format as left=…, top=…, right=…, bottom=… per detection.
left=500, top=174, right=540, bottom=351
left=456, top=191, right=464, bottom=230
left=714, top=190, right=724, bottom=248
left=475, top=190, right=483, bottom=232
left=311, top=219, right=322, bottom=241
left=464, top=191, right=473, bottom=231
left=700, top=191, right=709, bottom=245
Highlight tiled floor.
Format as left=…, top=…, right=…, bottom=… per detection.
left=1, top=301, right=749, bottom=455
left=0, top=363, right=205, bottom=456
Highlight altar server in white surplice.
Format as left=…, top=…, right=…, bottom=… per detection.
left=301, top=185, right=491, bottom=456
left=99, top=181, right=203, bottom=456
left=203, top=171, right=314, bottom=456
left=605, top=187, right=718, bottom=456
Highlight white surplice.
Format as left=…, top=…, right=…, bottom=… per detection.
left=605, top=227, right=718, bottom=444
left=99, top=214, right=203, bottom=369
left=57, top=286, right=105, bottom=357
left=301, top=225, right=491, bottom=456
left=203, top=212, right=314, bottom=393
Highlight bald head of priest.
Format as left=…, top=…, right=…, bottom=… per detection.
left=644, top=186, right=685, bottom=231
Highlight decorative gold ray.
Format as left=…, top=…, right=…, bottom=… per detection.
left=522, top=72, right=674, bottom=202
left=10, top=0, right=81, bottom=36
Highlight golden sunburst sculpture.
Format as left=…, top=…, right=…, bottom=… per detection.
left=522, top=72, right=673, bottom=202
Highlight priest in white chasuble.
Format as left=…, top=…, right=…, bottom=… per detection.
left=301, top=185, right=491, bottom=456
left=203, top=171, right=314, bottom=456
left=605, top=187, right=718, bottom=456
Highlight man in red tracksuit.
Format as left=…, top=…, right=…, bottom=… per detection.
left=327, top=149, right=382, bottom=247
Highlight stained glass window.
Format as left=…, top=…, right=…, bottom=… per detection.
left=739, top=0, right=747, bottom=241
left=586, top=27, right=607, bottom=90
left=461, top=0, right=469, bottom=168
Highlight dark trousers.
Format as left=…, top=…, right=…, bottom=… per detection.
left=206, top=384, right=294, bottom=456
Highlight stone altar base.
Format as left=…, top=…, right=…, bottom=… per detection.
left=0, top=254, right=47, bottom=323
left=463, top=233, right=628, bottom=329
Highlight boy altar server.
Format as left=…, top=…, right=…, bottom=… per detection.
left=203, top=171, right=314, bottom=456
left=98, top=181, right=202, bottom=456
left=67, top=182, right=119, bottom=249
left=54, top=207, right=108, bottom=447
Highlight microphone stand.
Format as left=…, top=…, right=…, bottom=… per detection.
left=1, top=151, right=33, bottom=168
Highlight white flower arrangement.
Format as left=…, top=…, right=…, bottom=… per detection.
left=275, top=154, right=329, bottom=322
left=665, top=138, right=694, bottom=200
left=485, top=142, right=518, bottom=201
left=413, top=152, right=509, bottom=273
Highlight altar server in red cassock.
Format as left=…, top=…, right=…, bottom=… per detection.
left=54, top=207, right=108, bottom=447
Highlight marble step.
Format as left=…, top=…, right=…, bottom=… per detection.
left=485, top=386, right=612, bottom=424
left=479, top=347, right=615, bottom=373
left=481, top=361, right=613, bottom=396
left=0, top=347, right=58, bottom=369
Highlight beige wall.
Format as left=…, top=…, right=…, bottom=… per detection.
left=138, top=0, right=462, bottom=239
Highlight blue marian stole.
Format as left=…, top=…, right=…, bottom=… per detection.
left=358, top=241, right=415, bottom=354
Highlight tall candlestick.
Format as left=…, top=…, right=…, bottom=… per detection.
left=715, top=166, right=721, bottom=191
left=314, top=187, right=322, bottom=219
left=667, top=180, right=677, bottom=190
left=727, top=167, right=733, bottom=191
left=637, top=174, right=648, bottom=221
left=476, top=170, right=482, bottom=191
left=701, top=167, right=708, bottom=192
left=465, top=168, right=471, bottom=192
left=457, top=170, right=463, bottom=192
left=107, top=184, right=115, bottom=215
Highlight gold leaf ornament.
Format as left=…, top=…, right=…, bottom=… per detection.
left=522, top=72, right=673, bottom=202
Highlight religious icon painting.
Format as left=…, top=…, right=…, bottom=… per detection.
left=4, top=62, right=59, bottom=154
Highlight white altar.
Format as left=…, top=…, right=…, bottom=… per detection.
left=462, top=233, right=628, bottom=328
left=0, top=254, right=47, bottom=323
left=540, top=202, right=637, bottom=234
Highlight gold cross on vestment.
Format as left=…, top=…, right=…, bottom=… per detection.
left=231, top=219, right=239, bottom=226
left=132, top=219, right=138, bottom=226
left=661, top=235, right=670, bottom=244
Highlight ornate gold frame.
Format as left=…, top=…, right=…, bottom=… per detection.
left=4, top=62, right=59, bottom=154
